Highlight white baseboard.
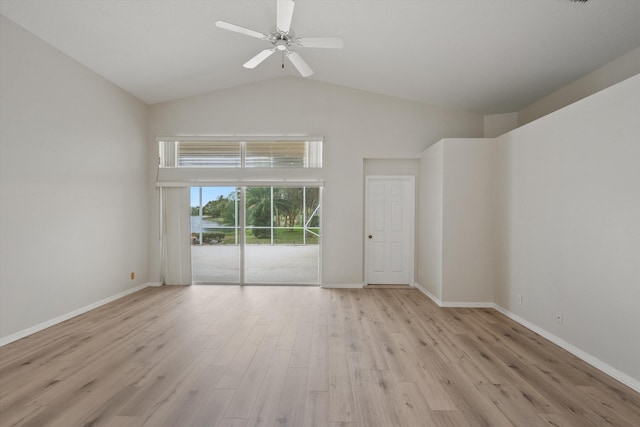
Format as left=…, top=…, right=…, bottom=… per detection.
left=492, top=304, right=640, bottom=394
left=413, top=282, right=443, bottom=305
left=0, top=283, right=150, bottom=347
left=440, top=301, right=495, bottom=308
left=147, top=281, right=163, bottom=287
left=413, top=283, right=493, bottom=308
left=321, top=283, right=364, bottom=289
left=413, top=282, right=639, bottom=393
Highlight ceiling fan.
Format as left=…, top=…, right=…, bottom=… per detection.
left=215, top=0, right=344, bottom=77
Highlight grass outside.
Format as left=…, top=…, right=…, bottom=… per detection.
left=192, top=227, right=319, bottom=245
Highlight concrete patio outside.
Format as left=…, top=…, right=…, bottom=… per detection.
left=191, top=244, right=320, bottom=284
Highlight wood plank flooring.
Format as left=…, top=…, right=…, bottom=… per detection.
left=1, top=285, right=639, bottom=426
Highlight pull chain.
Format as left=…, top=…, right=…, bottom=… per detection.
left=282, top=51, right=285, bottom=69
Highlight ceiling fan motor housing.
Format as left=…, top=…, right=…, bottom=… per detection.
left=271, top=30, right=297, bottom=51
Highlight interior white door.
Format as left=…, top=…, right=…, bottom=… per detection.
left=365, top=176, right=414, bottom=285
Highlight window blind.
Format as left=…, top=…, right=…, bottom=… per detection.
left=158, top=138, right=322, bottom=169
left=245, top=140, right=321, bottom=168
left=178, top=141, right=241, bottom=168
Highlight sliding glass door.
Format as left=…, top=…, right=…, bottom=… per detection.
left=191, top=186, right=321, bottom=285
left=190, top=187, right=240, bottom=283
left=244, top=187, right=320, bottom=284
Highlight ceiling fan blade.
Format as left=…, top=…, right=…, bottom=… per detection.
left=277, top=0, right=295, bottom=33
left=297, top=37, right=344, bottom=49
left=243, top=49, right=276, bottom=69
left=215, top=20, right=267, bottom=39
left=286, top=51, right=313, bottom=77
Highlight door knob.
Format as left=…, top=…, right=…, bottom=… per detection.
left=368, top=235, right=373, bottom=239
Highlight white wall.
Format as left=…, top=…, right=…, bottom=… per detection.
left=148, top=77, right=483, bottom=285
left=0, top=17, right=149, bottom=339
left=418, top=143, right=443, bottom=299
left=363, top=158, right=419, bottom=177
left=419, top=74, right=640, bottom=386
left=494, top=73, right=640, bottom=383
left=442, top=139, right=495, bottom=303
left=418, top=139, right=495, bottom=304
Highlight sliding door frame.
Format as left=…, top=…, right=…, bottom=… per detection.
left=188, top=184, right=322, bottom=286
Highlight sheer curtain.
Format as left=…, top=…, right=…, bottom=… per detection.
left=161, top=187, right=192, bottom=285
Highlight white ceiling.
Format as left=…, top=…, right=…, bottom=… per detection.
left=2, top=0, right=640, bottom=114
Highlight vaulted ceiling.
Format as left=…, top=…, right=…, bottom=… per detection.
left=2, top=0, right=640, bottom=114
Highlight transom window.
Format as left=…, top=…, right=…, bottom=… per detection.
left=159, top=138, right=322, bottom=169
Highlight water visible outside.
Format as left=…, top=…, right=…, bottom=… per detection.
left=191, top=216, right=223, bottom=231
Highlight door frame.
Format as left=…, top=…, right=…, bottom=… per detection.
left=364, top=175, right=416, bottom=286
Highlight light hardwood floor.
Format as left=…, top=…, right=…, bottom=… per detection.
left=1, top=285, right=639, bottom=426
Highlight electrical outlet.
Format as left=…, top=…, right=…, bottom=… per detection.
left=555, top=312, right=563, bottom=324
left=130, top=272, right=135, bottom=280
left=517, top=294, right=522, bottom=305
